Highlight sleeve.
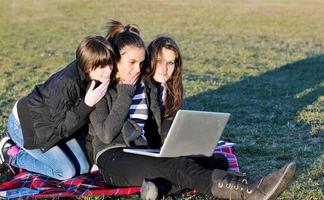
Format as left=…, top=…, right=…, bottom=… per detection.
left=89, top=84, right=135, bottom=144
left=48, top=80, right=93, bottom=138
left=121, top=118, right=143, bottom=146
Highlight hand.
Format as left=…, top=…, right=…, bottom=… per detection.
left=119, top=72, right=140, bottom=86
left=84, top=80, right=109, bottom=107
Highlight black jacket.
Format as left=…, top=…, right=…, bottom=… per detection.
left=17, top=61, right=93, bottom=152
left=88, top=82, right=136, bottom=163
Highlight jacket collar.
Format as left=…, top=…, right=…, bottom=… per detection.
left=70, top=60, right=88, bottom=91
left=142, top=75, right=158, bottom=94
left=76, top=62, right=87, bottom=83
left=142, top=75, right=162, bottom=131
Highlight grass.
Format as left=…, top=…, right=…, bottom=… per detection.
left=0, top=0, right=323, bottom=199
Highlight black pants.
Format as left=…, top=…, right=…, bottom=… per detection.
left=97, top=148, right=229, bottom=195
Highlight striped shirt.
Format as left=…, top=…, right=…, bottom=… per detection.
left=128, top=82, right=148, bottom=140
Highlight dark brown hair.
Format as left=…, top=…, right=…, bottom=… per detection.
left=76, top=36, right=116, bottom=80
left=105, top=20, right=145, bottom=61
left=147, top=36, right=183, bottom=119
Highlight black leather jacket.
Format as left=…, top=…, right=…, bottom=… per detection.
left=17, top=61, right=93, bottom=152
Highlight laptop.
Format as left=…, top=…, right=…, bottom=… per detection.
left=123, top=110, right=230, bottom=157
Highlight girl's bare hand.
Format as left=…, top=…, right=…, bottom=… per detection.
left=84, top=80, right=109, bottom=107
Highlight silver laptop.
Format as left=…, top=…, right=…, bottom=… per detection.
left=123, top=110, right=230, bottom=157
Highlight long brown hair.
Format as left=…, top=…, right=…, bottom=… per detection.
left=147, top=36, right=183, bottom=119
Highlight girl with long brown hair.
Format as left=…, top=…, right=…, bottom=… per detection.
left=89, top=28, right=296, bottom=200
left=147, top=36, right=183, bottom=119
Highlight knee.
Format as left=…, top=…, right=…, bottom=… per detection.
left=54, top=165, right=76, bottom=180
left=80, top=161, right=90, bottom=175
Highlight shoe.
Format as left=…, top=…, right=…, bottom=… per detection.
left=0, top=136, right=19, bottom=171
left=141, top=179, right=158, bottom=200
left=211, top=162, right=296, bottom=200
left=140, top=178, right=173, bottom=200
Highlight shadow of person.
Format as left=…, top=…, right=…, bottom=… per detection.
left=184, top=55, right=323, bottom=175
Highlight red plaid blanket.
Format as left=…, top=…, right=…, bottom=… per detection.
left=0, top=141, right=239, bottom=198
left=0, top=171, right=140, bottom=198
left=215, top=140, right=239, bottom=172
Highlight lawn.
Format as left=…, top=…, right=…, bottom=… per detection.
left=0, top=0, right=323, bottom=199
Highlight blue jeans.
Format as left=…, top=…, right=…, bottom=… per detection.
left=7, top=113, right=90, bottom=180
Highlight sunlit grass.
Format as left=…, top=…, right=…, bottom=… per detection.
left=0, top=0, right=323, bottom=199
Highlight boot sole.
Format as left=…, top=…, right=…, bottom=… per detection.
left=265, top=162, right=296, bottom=200
left=0, top=136, right=11, bottom=164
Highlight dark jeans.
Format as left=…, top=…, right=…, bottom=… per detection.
left=97, top=148, right=229, bottom=195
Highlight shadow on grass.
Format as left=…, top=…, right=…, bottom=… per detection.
left=0, top=56, right=322, bottom=199
left=184, top=55, right=323, bottom=182
left=185, top=55, right=323, bottom=124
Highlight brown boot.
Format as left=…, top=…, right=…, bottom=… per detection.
left=211, top=162, right=296, bottom=200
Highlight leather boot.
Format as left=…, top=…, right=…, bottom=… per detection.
left=211, top=162, right=296, bottom=200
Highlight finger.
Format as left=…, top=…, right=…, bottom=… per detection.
left=98, top=81, right=109, bottom=93
left=97, top=80, right=109, bottom=88
left=99, top=89, right=108, bottom=97
left=94, top=80, right=109, bottom=91
left=99, top=82, right=109, bottom=95
left=102, top=80, right=110, bottom=87
left=102, top=78, right=110, bottom=85
left=88, top=80, right=96, bottom=91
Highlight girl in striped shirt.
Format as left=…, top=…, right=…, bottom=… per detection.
left=89, top=24, right=296, bottom=200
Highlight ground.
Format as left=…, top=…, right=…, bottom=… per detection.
left=0, top=0, right=323, bottom=199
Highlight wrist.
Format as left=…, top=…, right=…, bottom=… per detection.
left=84, top=99, right=94, bottom=107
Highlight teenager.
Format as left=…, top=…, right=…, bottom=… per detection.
left=0, top=36, right=115, bottom=180
left=89, top=22, right=296, bottom=200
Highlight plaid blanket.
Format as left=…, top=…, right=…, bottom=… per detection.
left=215, top=140, right=239, bottom=172
left=0, top=171, right=140, bottom=198
left=0, top=141, right=239, bottom=199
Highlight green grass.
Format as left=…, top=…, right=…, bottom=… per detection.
left=0, top=0, right=323, bottom=199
